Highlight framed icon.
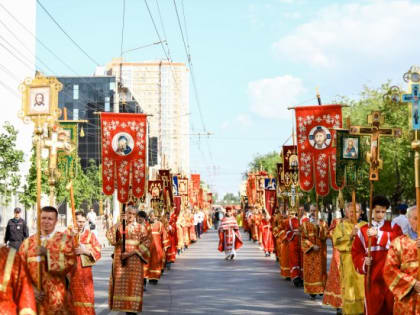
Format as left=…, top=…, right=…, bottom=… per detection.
left=342, top=136, right=360, bottom=160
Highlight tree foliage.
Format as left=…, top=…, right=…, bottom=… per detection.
left=244, top=83, right=416, bottom=211
left=0, top=123, right=24, bottom=205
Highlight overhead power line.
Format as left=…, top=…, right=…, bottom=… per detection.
left=36, top=0, right=101, bottom=66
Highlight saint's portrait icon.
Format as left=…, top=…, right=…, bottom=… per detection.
left=28, top=87, right=50, bottom=115
left=343, top=137, right=359, bottom=160
left=309, top=126, right=332, bottom=150
left=112, top=132, right=134, bottom=156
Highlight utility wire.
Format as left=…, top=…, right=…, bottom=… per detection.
left=36, top=0, right=100, bottom=66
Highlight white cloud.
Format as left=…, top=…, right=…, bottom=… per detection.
left=220, top=121, right=230, bottom=129
left=248, top=75, right=305, bottom=119
left=236, top=114, right=253, bottom=126
left=273, top=0, right=420, bottom=69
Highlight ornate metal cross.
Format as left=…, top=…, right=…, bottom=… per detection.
left=402, top=83, right=420, bottom=130
left=349, top=111, right=401, bottom=181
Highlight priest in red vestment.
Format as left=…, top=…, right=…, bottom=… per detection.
left=69, top=211, right=102, bottom=315
left=218, top=206, right=243, bottom=260
left=384, top=206, right=420, bottom=315
left=352, top=195, right=402, bottom=315
left=301, top=205, right=328, bottom=299
left=144, top=212, right=169, bottom=284
left=165, top=210, right=178, bottom=268
left=18, top=206, right=76, bottom=315
left=261, top=212, right=275, bottom=257
left=107, top=206, right=151, bottom=314
left=286, top=209, right=303, bottom=287
left=0, top=245, right=36, bottom=315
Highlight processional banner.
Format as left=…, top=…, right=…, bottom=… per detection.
left=101, top=113, right=147, bottom=203
left=294, top=105, right=342, bottom=196
left=246, top=174, right=257, bottom=206
left=158, top=169, right=173, bottom=208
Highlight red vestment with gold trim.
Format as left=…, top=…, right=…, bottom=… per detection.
left=261, top=219, right=274, bottom=253
left=352, top=220, right=402, bottom=315
left=286, top=216, right=302, bottom=280
left=384, top=235, right=420, bottom=315
left=107, top=222, right=151, bottom=313
left=301, top=219, right=327, bottom=294
left=19, top=231, right=76, bottom=315
left=69, top=229, right=101, bottom=315
left=144, top=221, right=169, bottom=280
left=0, top=246, right=36, bottom=315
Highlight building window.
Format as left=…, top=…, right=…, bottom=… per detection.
left=73, top=84, right=79, bottom=100
left=73, top=108, right=79, bottom=120
left=105, top=97, right=110, bottom=112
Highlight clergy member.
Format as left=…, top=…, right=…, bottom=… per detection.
left=384, top=206, right=420, bottom=314
left=107, top=205, right=151, bottom=314
left=144, top=212, right=169, bottom=285
left=69, top=211, right=102, bottom=315
left=351, top=195, right=402, bottom=315
left=218, top=206, right=243, bottom=260
left=19, top=206, right=76, bottom=314
left=286, top=208, right=303, bottom=287
left=261, top=211, right=275, bottom=257
left=333, top=202, right=366, bottom=315
left=301, top=204, right=328, bottom=299
left=0, top=245, right=36, bottom=314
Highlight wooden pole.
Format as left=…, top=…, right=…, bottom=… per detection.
left=121, top=203, right=127, bottom=266
left=67, top=181, right=79, bottom=246
left=412, top=130, right=420, bottom=279
left=352, top=189, right=357, bottom=224
left=35, top=132, right=42, bottom=292
left=366, top=180, right=374, bottom=289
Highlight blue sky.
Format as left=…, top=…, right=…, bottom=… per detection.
left=35, top=0, right=420, bottom=198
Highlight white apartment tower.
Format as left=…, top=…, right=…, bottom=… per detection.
left=106, top=59, right=190, bottom=175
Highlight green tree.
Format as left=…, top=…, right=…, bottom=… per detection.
left=338, top=83, right=415, bottom=210
left=221, top=192, right=240, bottom=205
left=0, top=122, right=24, bottom=205
left=246, top=151, right=281, bottom=177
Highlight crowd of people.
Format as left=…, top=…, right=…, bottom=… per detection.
left=0, top=204, right=213, bottom=314
left=239, top=196, right=417, bottom=315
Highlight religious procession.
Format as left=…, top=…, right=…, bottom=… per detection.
left=2, top=1, right=420, bottom=315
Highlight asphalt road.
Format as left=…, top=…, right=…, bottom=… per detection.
left=93, top=229, right=335, bottom=315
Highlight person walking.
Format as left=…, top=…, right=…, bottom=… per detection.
left=4, top=207, right=29, bottom=249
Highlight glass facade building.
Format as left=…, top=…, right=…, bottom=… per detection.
left=57, top=76, right=116, bottom=169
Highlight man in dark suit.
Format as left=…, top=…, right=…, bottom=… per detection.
left=4, top=207, right=29, bottom=249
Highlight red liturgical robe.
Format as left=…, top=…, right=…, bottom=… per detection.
left=0, top=246, right=36, bottom=315
left=69, top=229, right=101, bottom=315
left=166, top=213, right=178, bottom=263
left=19, top=231, right=76, bottom=315
left=261, top=219, right=274, bottom=253
left=351, top=220, right=402, bottom=315
left=384, top=235, right=420, bottom=315
left=286, top=216, right=302, bottom=279
left=145, top=221, right=169, bottom=280
left=218, top=216, right=243, bottom=253
left=301, top=220, right=328, bottom=294
left=107, top=222, right=151, bottom=313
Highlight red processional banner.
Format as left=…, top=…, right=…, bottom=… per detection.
left=158, top=170, right=173, bottom=207
left=101, top=113, right=147, bottom=203
left=207, top=192, right=213, bottom=206
left=246, top=174, right=257, bottom=206
left=198, top=188, right=204, bottom=209
left=190, top=174, right=200, bottom=207
left=148, top=180, right=163, bottom=200
left=294, top=105, right=343, bottom=196
left=174, top=196, right=182, bottom=216
left=178, top=178, right=188, bottom=196
left=265, top=190, right=277, bottom=216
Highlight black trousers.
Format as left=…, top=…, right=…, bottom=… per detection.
left=195, top=223, right=202, bottom=238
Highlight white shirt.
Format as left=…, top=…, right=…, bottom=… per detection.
left=197, top=211, right=204, bottom=223
left=392, top=214, right=410, bottom=235
left=193, top=213, right=200, bottom=225
left=87, top=211, right=97, bottom=223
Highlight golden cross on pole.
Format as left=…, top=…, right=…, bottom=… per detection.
left=43, top=125, right=73, bottom=205
left=349, top=110, right=401, bottom=289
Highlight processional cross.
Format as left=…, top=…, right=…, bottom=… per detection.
left=43, top=126, right=73, bottom=203
left=402, top=83, right=420, bottom=130
left=349, top=111, right=401, bottom=288
left=349, top=111, right=402, bottom=181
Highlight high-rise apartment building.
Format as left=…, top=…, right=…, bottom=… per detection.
left=106, top=59, right=190, bottom=175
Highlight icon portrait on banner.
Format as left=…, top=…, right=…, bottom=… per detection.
left=28, top=87, right=50, bottom=115
left=112, top=132, right=134, bottom=156
left=342, top=137, right=359, bottom=160
left=309, top=126, right=331, bottom=150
